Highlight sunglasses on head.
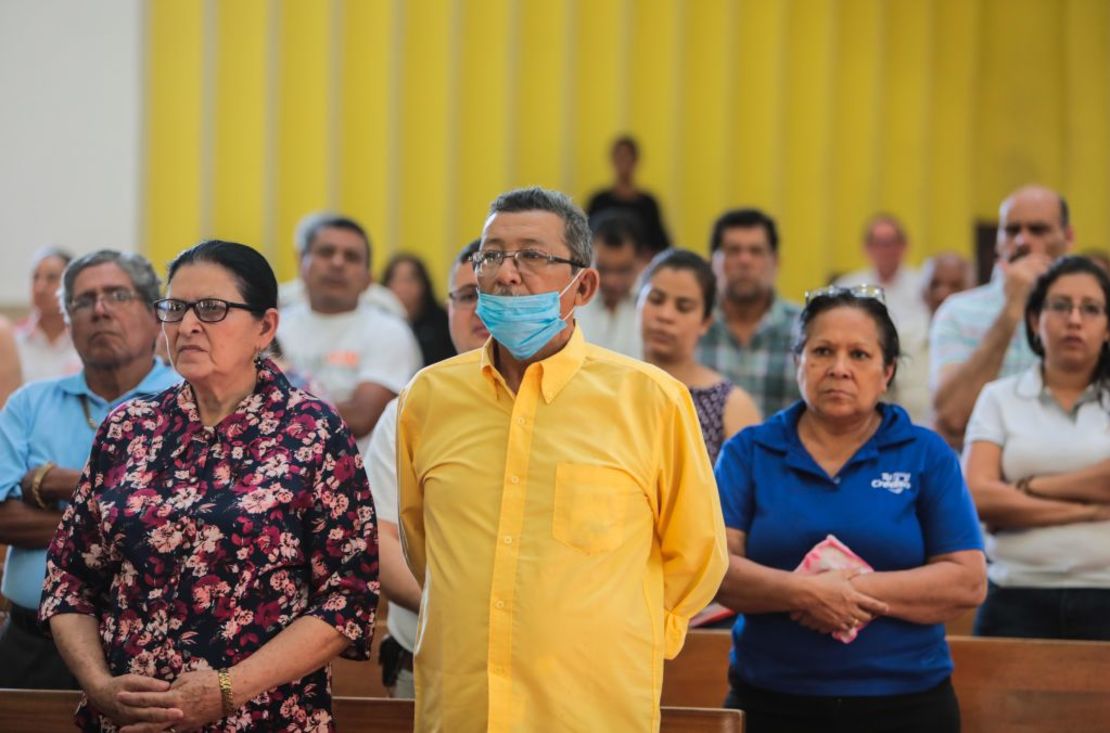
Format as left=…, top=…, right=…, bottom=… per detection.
left=803, top=284, right=886, bottom=306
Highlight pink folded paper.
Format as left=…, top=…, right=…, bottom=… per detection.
left=794, top=534, right=874, bottom=643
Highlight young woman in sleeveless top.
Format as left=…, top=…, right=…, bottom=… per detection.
left=639, top=249, right=760, bottom=463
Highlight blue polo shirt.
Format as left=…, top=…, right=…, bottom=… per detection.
left=715, top=401, right=983, bottom=696
left=0, top=361, right=179, bottom=609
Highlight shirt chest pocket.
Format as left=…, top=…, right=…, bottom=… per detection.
left=552, top=463, right=645, bottom=555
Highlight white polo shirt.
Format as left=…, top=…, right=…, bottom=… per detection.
left=965, top=366, right=1110, bottom=588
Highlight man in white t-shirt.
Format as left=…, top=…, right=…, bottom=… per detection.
left=278, top=213, right=421, bottom=446
left=365, top=239, right=489, bottom=698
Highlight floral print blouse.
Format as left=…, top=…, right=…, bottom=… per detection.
left=41, top=360, right=379, bottom=732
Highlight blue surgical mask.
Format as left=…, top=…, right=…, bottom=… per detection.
left=476, top=273, right=582, bottom=360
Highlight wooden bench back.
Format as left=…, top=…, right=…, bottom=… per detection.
left=660, top=630, right=1110, bottom=732
left=0, top=690, right=742, bottom=733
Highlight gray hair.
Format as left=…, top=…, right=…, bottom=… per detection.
left=487, top=187, right=592, bottom=268
left=61, top=250, right=161, bottom=318
left=293, top=211, right=371, bottom=267
left=31, top=245, right=74, bottom=270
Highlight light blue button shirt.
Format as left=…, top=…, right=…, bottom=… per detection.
left=0, top=361, right=179, bottom=609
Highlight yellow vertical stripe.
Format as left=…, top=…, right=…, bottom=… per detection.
left=273, top=0, right=333, bottom=284
left=513, top=1, right=572, bottom=189
left=455, top=0, right=513, bottom=254
left=627, top=0, right=682, bottom=245
left=397, top=1, right=455, bottom=293
left=926, top=0, right=978, bottom=259
left=571, top=0, right=626, bottom=206
left=145, top=2, right=205, bottom=271
left=828, top=0, right=882, bottom=275
left=730, top=0, right=788, bottom=220
left=1064, top=0, right=1110, bottom=250
left=780, top=0, right=836, bottom=298
left=211, top=0, right=271, bottom=253
left=974, top=0, right=1066, bottom=221
left=876, top=0, right=933, bottom=265
left=337, top=0, right=398, bottom=277
left=674, top=0, right=733, bottom=253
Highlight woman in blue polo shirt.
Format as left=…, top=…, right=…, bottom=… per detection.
left=715, top=286, right=986, bottom=733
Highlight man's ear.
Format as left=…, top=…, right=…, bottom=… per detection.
left=575, top=268, right=600, bottom=306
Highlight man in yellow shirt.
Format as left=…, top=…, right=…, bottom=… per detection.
left=397, top=187, right=728, bottom=732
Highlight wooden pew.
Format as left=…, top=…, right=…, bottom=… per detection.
left=661, top=630, right=1110, bottom=732
left=0, top=689, right=79, bottom=732
left=949, top=636, right=1110, bottom=733
left=0, top=689, right=743, bottom=732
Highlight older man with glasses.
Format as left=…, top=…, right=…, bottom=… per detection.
left=0, top=250, right=178, bottom=689
left=396, top=187, right=727, bottom=732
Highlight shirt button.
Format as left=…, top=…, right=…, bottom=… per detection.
left=516, top=417, right=526, bottom=426
left=503, top=536, right=513, bottom=544
left=510, top=475, right=520, bottom=484
left=833, top=477, right=841, bottom=485
left=495, top=600, right=505, bottom=609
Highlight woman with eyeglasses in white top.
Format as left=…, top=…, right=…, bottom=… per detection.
left=964, top=255, right=1110, bottom=639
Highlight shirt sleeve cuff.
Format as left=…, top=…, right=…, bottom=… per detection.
left=663, top=610, right=690, bottom=660
left=303, top=594, right=377, bottom=661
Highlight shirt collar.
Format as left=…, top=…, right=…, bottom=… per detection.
left=174, top=358, right=288, bottom=434
left=56, top=359, right=175, bottom=402
left=1015, top=364, right=1105, bottom=406
left=479, top=326, right=587, bottom=404
left=753, top=401, right=914, bottom=461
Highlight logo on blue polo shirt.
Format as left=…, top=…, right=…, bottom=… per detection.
left=871, top=472, right=912, bottom=494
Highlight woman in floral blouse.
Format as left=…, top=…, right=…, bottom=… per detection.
left=41, top=240, right=379, bottom=732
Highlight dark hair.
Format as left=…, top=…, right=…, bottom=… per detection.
left=1025, top=256, right=1110, bottom=393
left=710, top=208, right=779, bottom=255
left=167, top=240, right=278, bottom=315
left=448, top=239, right=481, bottom=287
left=294, top=212, right=372, bottom=269
left=590, top=210, right=646, bottom=257
left=488, top=187, right=592, bottom=267
left=642, top=249, right=716, bottom=320
left=1060, top=195, right=1071, bottom=228
left=611, top=135, right=639, bottom=160
left=792, top=291, right=901, bottom=385
left=383, top=253, right=439, bottom=317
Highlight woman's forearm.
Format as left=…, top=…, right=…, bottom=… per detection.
left=229, top=616, right=352, bottom=706
left=970, top=477, right=1106, bottom=529
left=851, top=552, right=986, bottom=625
left=1028, top=459, right=1110, bottom=503
left=715, top=553, right=806, bottom=614
left=49, top=612, right=112, bottom=690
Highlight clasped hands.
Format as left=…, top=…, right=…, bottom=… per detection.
left=89, top=669, right=226, bottom=733
left=789, top=568, right=889, bottom=636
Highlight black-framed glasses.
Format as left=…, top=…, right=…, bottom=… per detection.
left=804, top=284, right=886, bottom=306
left=67, top=288, right=141, bottom=314
left=470, top=248, right=588, bottom=280
left=153, top=298, right=265, bottom=324
left=448, top=286, right=479, bottom=307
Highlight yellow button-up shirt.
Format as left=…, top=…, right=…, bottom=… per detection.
left=397, top=327, right=728, bottom=732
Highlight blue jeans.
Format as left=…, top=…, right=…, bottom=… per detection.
left=974, top=582, right=1110, bottom=640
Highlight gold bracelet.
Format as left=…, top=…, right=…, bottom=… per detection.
left=29, top=462, right=55, bottom=510
left=217, top=667, right=235, bottom=716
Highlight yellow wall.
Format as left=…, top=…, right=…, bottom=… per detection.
left=144, top=0, right=1110, bottom=300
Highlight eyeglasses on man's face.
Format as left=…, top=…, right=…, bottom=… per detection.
left=448, top=286, right=479, bottom=307
left=803, top=284, right=887, bottom=307
left=1044, top=298, right=1107, bottom=320
left=153, top=297, right=264, bottom=324
left=67, top=288, right=142, bottom=314
left=470, top=248, right=588, bottom=281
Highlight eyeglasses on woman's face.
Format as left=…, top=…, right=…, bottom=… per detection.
left=153, top=298, right=264, bottom=324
